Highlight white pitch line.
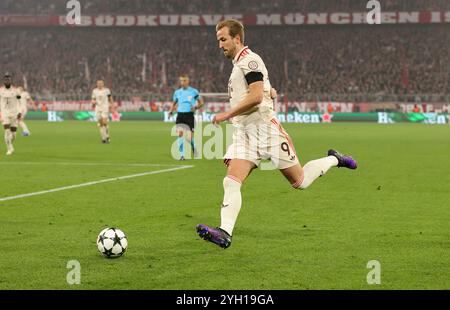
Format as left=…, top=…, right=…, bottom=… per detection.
left=0, top=165, right=193, bottom=202
left=0, top=162, right=184, bottom=167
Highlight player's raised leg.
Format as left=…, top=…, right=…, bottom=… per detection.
left=19, top=118, right=29, bottom=136
left=17, top=86, right=34, bottom=136
left=196, top=159, right=256, bottom=249
left=281, top=149, right=357, bottom=190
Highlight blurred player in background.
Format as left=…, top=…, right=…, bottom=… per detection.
left=0, top=73, right=22, bottom=155
left=169, top=74, right=204, bottom=160
left=17, top=86, right=37, bottom=136
left=92, top=80, right=113, bottom=144
left=196, top=20, right=358, bottom=249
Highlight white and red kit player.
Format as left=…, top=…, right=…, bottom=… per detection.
left=91, top=80, right=113, bottom=143
left=17, top=86, right=36, bottom=136
left=196, top=20, right=358, bottom=249
left=0, top=73, right=22, bottom=155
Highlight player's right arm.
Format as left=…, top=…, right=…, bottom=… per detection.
left=213, top=55, right=265, bottom=125
left=29, top=96, right=38, bottom=111
left=91, top=89, right=97, bottom=109
left=213, top=81, right=264, bottom=125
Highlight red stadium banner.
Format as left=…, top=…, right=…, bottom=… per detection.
left=0, top=15, right=59, bottom=26
left=0, top=12, right=449, bottom=27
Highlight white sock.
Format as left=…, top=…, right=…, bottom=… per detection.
left=105, top=125, right=109, bottom=139
left=293, top=156, right=338, bottom=189
left=4, top=130, right=12, bottom=150
left=11, top=131, right=16, bottom=142
left=220, top=176, right=242, bottom=236
left=100, top=126, right=106, bottom=140
left=19, top=121, right=29, bottom=133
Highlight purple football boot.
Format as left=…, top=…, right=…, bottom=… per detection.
left=328, top=149, right=358, bottom=169
left=196, top=224, right=232, bottom=249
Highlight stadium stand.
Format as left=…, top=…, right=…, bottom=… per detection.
left=1, top=0, right=450, bottom=14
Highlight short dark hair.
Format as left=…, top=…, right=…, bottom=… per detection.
left=216, top=19, right=245, bottom=44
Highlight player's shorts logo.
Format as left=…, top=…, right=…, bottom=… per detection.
left=248, top=61, right=259, bottom=70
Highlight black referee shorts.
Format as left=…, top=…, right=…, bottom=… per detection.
left=176, top=112, right=195, bottom=131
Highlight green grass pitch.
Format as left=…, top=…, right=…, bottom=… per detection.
left=0, top=121, right=449, bottom=289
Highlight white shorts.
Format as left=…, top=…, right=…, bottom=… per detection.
left=96, top=110, right=109, bottom=121
left=224, top=117, right=299, bottom=170
left=1, top=113, right=19, bottom=127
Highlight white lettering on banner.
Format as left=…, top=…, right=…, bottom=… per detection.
left=352, top=12, right=366, bottom=24
left=430, top=11, right=442, bottom=23
left=307, top=13, right=328, bottom=24
left=202, top=15, right=225, bottom=25
left=4, top=12, right=450, bottom=27
left=381, top=12, right=397, bottom=24
left=33, top=12, right=450, bottom=27
left=180, top=15, right=201, bottom=26
left=278, top=113, right=321, bottom=124
left=377, top=112, right=394, bottom=124
left=398, top=12, right=419, bottom=23
left=256, top=14, right=282, bottom=25
left=445, top=11, right=450, bottom=22
left=116, top=15, right=136, bottom=26
left=48, top=111, right=64, bottom=122
left=423, top=113, right=447, bottom=125
left=160, top=15, right=179, bottom=26
left=136, top=15, right=158, bottom=26
left=330, top=13, right=351, bottom=24
left=284, top=13, right=305, bottom=25
left=95, top=15, right=114, bottom=26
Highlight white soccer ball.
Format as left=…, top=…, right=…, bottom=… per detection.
left=96, top=228, right=128, bottom=258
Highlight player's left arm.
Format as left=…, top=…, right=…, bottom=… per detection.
left=16, top=91, right=22, bottom=119
left=29, top=97, right=38, bottom=110
left=192, top=92, right=204, bottom=111
left=108, top=92, right=116, bottom=112
left=213, top=80, right=263, bottom=124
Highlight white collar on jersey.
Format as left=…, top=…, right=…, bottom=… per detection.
left=233, top=46, right=250, bottom=64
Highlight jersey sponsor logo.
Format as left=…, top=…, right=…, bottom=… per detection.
left=248, top=61, right=259, bottom=70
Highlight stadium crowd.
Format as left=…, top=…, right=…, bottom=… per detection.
left=1, top=24, right=448, bottom=103
left=1, top=0, right=450, bottom=14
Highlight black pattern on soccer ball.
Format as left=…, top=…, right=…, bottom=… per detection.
left=96, top=227, right=128, bottom=258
